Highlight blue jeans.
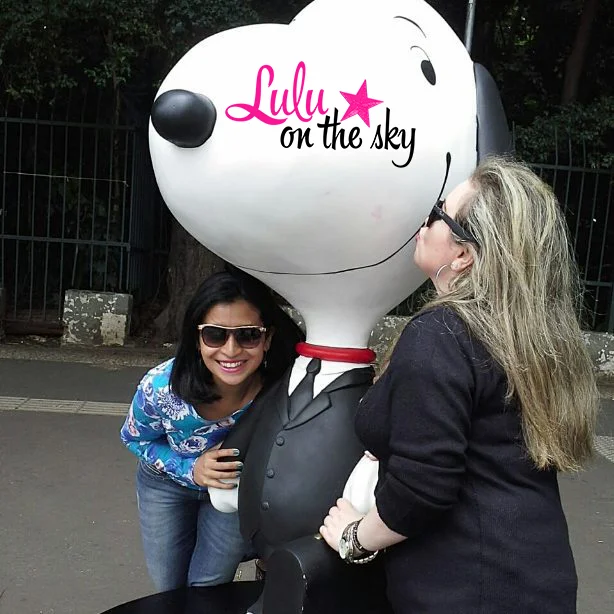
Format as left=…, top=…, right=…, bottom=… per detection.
left=136, top=460, right=251, bottom=591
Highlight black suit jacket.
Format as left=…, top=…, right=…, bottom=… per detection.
left=224, top=366, right=373, bottom=558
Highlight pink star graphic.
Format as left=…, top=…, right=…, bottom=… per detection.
left=339, top=80, right=383, bottom=127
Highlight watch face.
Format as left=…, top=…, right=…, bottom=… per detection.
left=339, top=535, right=350, bottom=560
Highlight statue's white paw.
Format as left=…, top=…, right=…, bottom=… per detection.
left=343, top=454, right=378, bottom=515
left=209, top=478, right=240, bottom=512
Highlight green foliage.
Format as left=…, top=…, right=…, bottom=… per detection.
left=0, top=0, right=258, bottom=104
left=431, top=0, right=614, bottom=169
left=161, top=0, right=259, bottom=64
left=514, top=96, right=614, bottom=168
left=0, top=1, right=80, bottom=99
left=249, top=0, right=310, bottom=23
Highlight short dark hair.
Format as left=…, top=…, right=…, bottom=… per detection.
left=170, top=269, right=304, bottom=406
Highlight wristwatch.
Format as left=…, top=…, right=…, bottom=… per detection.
left=338, top=519, right=379, bottom=564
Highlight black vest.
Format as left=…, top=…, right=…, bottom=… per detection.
left=223, top=366, right=373, bottom=557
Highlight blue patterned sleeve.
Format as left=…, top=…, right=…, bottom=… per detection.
left=120, top=377, right=198, bottom=488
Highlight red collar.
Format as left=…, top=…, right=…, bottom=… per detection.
left=296, top=342, right=376, bottom=364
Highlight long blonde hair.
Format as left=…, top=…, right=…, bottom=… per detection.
left=419, top=156, right=598, bottom=472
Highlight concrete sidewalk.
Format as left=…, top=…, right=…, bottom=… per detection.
left=0, top=344, right=613, bottom=614
left=0, top=344, right=160, bottom=614
left=0, top=411, right=150, bottom=614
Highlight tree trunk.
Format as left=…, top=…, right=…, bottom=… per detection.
left=154, top=218, right=225, bottom=342
left=562, top=0, right=599, bottom=104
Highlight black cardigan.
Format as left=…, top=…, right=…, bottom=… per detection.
left=355, top=306, right=576, bottom=614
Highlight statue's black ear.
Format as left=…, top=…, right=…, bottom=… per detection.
left=474, top=63, right=513, bottom=161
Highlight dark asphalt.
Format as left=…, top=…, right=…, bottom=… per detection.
left=0, top=358, right=151, bottom=403
left=0, top=357, right=612, bottom=614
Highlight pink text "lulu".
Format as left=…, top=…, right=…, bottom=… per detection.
left=225, top=62, right=328, bottom=125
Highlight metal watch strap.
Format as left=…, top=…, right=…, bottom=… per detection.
left=348, top=519, right=379, bottom=564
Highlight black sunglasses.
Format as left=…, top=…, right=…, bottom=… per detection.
left=425, top=200, right=479, bottom=247
left=197, top=324, right=267, bottom=349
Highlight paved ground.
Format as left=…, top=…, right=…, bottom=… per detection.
left=0, top=411, right=149, bottom=614
left=0, top=343, right=613, bottom=614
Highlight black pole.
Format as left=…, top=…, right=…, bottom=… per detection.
left=464, top=0, right=477, bottom=54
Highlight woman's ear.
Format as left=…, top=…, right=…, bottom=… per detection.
left=452, top=244, right=474, bottom=273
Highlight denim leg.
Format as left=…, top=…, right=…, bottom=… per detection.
left=136, top=461, right=199, bottom=592
left=187, top=496, right=251, bottom=586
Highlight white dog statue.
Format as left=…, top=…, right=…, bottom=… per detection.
left=149, top=1, right=509, bottom=612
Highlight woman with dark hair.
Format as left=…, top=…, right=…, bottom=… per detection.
left=120, top=270, right=303, bottom=592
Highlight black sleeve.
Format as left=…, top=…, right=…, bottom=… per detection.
left=374, top=309, right=475, bottom=537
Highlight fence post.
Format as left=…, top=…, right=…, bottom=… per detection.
left=0, top=285, right=5, bottom=341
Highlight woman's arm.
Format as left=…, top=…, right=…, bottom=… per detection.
left=371, top=312, right=474, bottom=537
left=320, top=498, right=406, bottom=552
left=322, top=309, right=476, bottom=554
left=121, top=380, right=242, bottom=488
left=120, top=381, right=199, bottom=487
left=357, top=503, right=406, bottom=551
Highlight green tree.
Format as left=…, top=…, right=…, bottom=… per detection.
left=0, top=1, right=259, bottom=113
left=429, top=0, right=613, bottom=166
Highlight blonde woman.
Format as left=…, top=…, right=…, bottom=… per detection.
left=320, top=157, right=599, bottom=613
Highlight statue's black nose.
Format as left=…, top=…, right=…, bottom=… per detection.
left=151, top=89, right=217, bottom=148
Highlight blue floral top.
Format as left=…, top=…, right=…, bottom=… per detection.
left=120, top=358, right=250, bottom=490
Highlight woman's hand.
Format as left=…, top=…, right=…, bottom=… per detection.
left=193, top=448, right=242, bottom=489
left=319, top=498, right=364, bottom=552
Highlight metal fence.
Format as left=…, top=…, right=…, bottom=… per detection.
left=1, top=103, right=612, bottom=334
left=530, top=143, right=613, bottom=333
left=0, top=94, right=170, bottom=334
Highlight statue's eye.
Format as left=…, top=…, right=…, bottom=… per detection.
left=411, top=46, right=436, bottom=86
left=421, top=59, right=436, bottom=86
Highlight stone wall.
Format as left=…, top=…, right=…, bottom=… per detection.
left=583, top=331, right=614, bottom=384
left=51, top=299, right=614, bottom=382
left=62, top=290, right=132, bottom=347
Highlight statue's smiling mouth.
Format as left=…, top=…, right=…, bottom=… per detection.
left=241, top=152, right=452, bottom=277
